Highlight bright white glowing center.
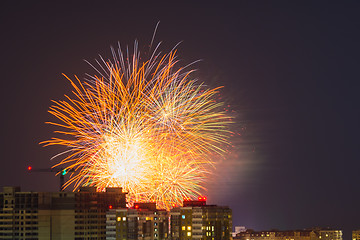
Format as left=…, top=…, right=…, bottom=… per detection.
left=103, top=134, right=147, bottom=183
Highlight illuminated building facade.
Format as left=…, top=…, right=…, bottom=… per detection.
left=353, top=230, right=360, bottom=240
left=170, top=198, right=232, bottom=240
left=235, top=230, right=317, bottom=240
left=232, top=226, right=246, bottom=237
left=318, top=229, right=342, bottom=240
left=234, top=229, right=342, bottom=240
left=106, top=202, right=169, bottom=240
left=0, top=186, right=126, bottom=239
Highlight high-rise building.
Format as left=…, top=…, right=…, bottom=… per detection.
left=170, top=198, right=232, bottom=240
left=0, top=186, right=126, bottom=240
left=353, top=230, right=360, bottom=240
left=106, top=202, right=169, bottom=240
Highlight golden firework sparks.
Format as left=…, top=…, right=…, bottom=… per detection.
left=42, top=42, right=232, bottom=209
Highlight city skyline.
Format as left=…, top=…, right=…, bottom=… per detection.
left=0, top=1, right=359, bottom=239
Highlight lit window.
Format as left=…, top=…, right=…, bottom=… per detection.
left=154, top=233, right=158, bottom=237
left=187, top=226, right=191, bottom=230
left=182, top=215, right=185, bottom=219
left=182, top=226, right=186, bottom=231
left=187, top=232, right=191, bottom=236
left=154, top=228, right=158, bottom=232
left=122, top=217, right=126, bottom=221
left=117, top=217, right=121, bottom=222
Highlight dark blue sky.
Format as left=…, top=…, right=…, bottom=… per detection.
left=1, top=1, right=359, bottom=238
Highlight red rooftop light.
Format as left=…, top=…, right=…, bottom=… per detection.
left=27, top=166, right=32, bottom=171
left=198, top=196, right=207, bottom=201
left=135, top=205, right=139, bottom=209
left=109, top=205, right=113, bottom=209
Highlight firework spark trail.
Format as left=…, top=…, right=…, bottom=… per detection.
left=42, top=41, right=232, bottom=210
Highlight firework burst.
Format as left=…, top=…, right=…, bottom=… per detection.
left=43, top=41, right=232, bottom=210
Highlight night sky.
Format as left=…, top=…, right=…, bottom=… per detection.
left=1, top=1, right=359, bottom=238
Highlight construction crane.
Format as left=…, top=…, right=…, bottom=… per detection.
left=27, top=166, right=74, bottom=192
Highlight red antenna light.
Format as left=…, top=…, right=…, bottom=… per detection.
left=109, top=205, right=113, bottom=209
left=135, top=205, right=139, bottom=209
left=27, top=166, right=32, bottom=171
